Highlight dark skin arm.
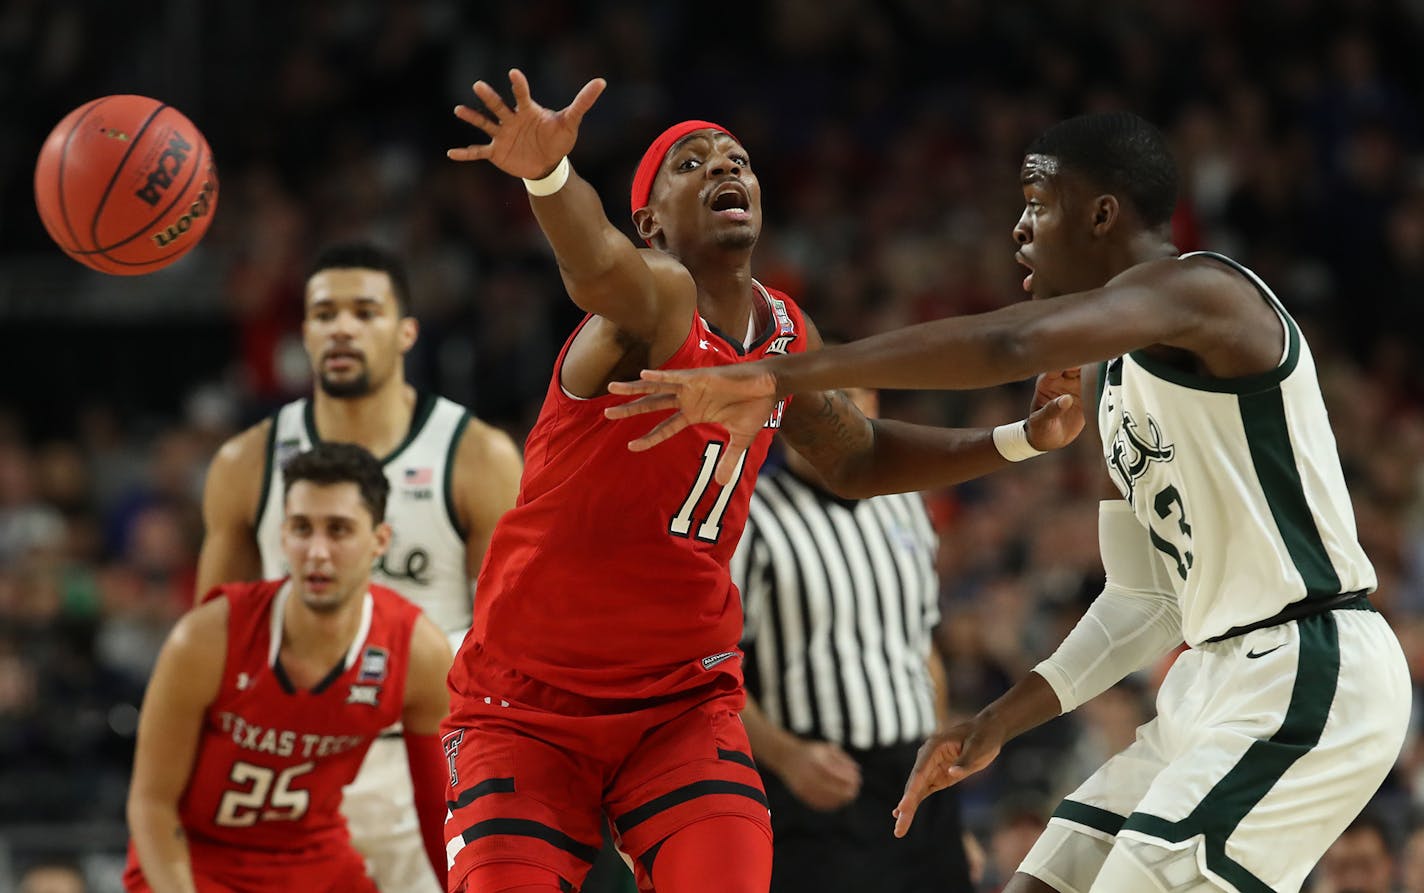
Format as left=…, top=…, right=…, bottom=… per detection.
left=194, top=421, right=269, bottom=599
left=448, top=69, right=695, bottom=398
left=774, top=316, right=1082, bottom=498
left=609, top=256, right=1279, bottom=484
left=893, top=363, right=1127, bottom=840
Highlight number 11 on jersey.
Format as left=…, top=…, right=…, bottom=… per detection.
left=669, top=441, right=747, bottom=543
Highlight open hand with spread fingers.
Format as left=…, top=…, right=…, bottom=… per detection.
left=605, top=362, right=779, bottom=486
left=448, top=68, right=606, bottom=179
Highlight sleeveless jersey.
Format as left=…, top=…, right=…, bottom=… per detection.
left=176, top=579, right=419, bottom=853
left=255, top=393, right=473, bottom=635
left=452, top=281, right=807, bottom=702
left=1097, top=251, right=1375, bottom=646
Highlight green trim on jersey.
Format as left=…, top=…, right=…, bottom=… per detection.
left=1128, top=251, right=1301, bottom=395
left=1128, top=316, right=1298, bottom=395
left=302, top=392, right=439, bottom=465
left=443, top=412, right=472, bottom=540
left=1053, top=800, right=1126, bottom=837
left=253, top=414, right=280, bottom=533
left=1239, top=388, right=1343, bottom=598
left=1121, top=611, right=1341, bottom=892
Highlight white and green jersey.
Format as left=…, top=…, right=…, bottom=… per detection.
left=1097, top=251, right=1374, bottom=646
left=256, top=394, right=474, bottom=636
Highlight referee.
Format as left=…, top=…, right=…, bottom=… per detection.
left=730, top=385, right=973, bottom=893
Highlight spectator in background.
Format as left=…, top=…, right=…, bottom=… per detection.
left=1401, top=819, right=1424, bottom=893
left=17, top=860, right=87, bottom=893
left=1316, top=813, right=1398, bottom=893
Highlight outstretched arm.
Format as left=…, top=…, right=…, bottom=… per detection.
left=724, top=260, right=1206, bottom=396
left=614, top=314, right=1084, bottom=491
left=607, top=258, right=1240, bottom=481
left=779, top=381, right=1081, bottom=499
left=449, top=70, right=694, bottom=348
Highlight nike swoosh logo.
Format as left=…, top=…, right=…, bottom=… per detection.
left=1246, top=644, right=1286, bottom=659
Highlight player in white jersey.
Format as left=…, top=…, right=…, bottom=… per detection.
left=196, top=241, right=523, bottom=893
left=606, top=112, right=1409, bottom=893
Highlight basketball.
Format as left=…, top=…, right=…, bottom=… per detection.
left=34, top=94, right=219, bottom=275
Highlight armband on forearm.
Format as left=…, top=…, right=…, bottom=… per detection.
left=1033, top=501, right=1183, bottom=713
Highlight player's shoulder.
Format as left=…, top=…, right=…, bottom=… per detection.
left=167, top=594, right=232, bottom=661
left=452, top=413, right=520, bottom=467
left=369, top=582, right=424, bottom=621
left=209, top=416, right=274, bottom=480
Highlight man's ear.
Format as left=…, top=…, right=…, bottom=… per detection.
left=1091, top=194, right=1120, bottom=236
left=397, top=316, right=418, bottom=354
left=633, top=207, right=660, bottom=244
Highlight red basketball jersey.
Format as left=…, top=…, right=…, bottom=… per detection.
left=136, top=579, right=419, bottom=861
left=455, top=283, right=806, bottom=703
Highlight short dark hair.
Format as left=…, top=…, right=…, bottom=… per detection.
left=1027, top=112, right=1179, bottom=229
left=282, top=442, right=389, bottom=524
left=308, top=241, right=412, bottom=315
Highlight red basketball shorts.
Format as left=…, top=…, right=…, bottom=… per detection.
left=441, top=658, right=771, bottom=892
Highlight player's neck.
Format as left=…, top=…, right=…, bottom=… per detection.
left=1118, top=232, right=1179, bottom=275
left=691, top=264, right=760, bottom=347
left=311, top=381, right=417, bottom=460
left=280, top=587, right=367, bottom=686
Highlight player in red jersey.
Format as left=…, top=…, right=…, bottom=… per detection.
left=124, top=443, right=452, bottom=893
left=439, top=71, right=1082, bottom=893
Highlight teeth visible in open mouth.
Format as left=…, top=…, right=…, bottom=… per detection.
left=711, top=191, right=747, bottom=211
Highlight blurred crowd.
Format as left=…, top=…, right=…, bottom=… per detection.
left=2, top=0, right=1424, bottom=890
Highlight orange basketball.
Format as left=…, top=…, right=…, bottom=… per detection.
left=34, top=95, right=219, bottom=275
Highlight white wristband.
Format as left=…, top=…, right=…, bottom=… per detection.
left=522, top=156, right=571, bottom=196
left=992, top=420, right=1045, bottom=462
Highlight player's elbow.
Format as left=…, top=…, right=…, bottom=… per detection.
left=125, top=787, right=163, bottom=834
left=814, top=450, right=879, bottom=500
left=985, top=326, right=1042, bottom=382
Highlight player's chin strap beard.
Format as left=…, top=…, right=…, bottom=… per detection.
left=319, top=372, right=372, bottom=398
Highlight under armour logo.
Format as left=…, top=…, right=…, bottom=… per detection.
left=701, top=651, right=738, bottom=671
left=236, top=673, right=252, bottom=690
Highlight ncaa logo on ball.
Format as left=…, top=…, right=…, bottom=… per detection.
left=134, top=130, right=192, bottom=206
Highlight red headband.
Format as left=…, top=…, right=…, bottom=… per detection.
left=629, top=119, right=736, bottom=215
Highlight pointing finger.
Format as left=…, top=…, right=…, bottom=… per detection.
left=603, top=393, right=679, bottom=419
left=565, top=78, right=607, bottom=124
left=608, top=379, right=674, bottom=397
left=639, top=368, right=696, bottom=385
left=627, top=414, right=690, bottom=451
left=507, top=68, right=534, bottom=109
left=471, top=80, right=514, bottom=121
left=447, top=144, right=493, bottom=163
left=713, top=444, right=747, bottom=486
left=453, top=104, right=500, bottom=133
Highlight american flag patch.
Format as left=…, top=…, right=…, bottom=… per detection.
left=404, top=467, right=432, bottom=485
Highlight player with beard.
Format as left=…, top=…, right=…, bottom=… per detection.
left=196, top=242, right=523, bottom=893
left=435, top=71, right=1082, bottom=893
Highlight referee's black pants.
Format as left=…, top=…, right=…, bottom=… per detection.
left=761, top=740, right=972, bottom=893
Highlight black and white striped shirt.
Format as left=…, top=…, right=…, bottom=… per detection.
left=730, top=466, right=941, bottom=750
